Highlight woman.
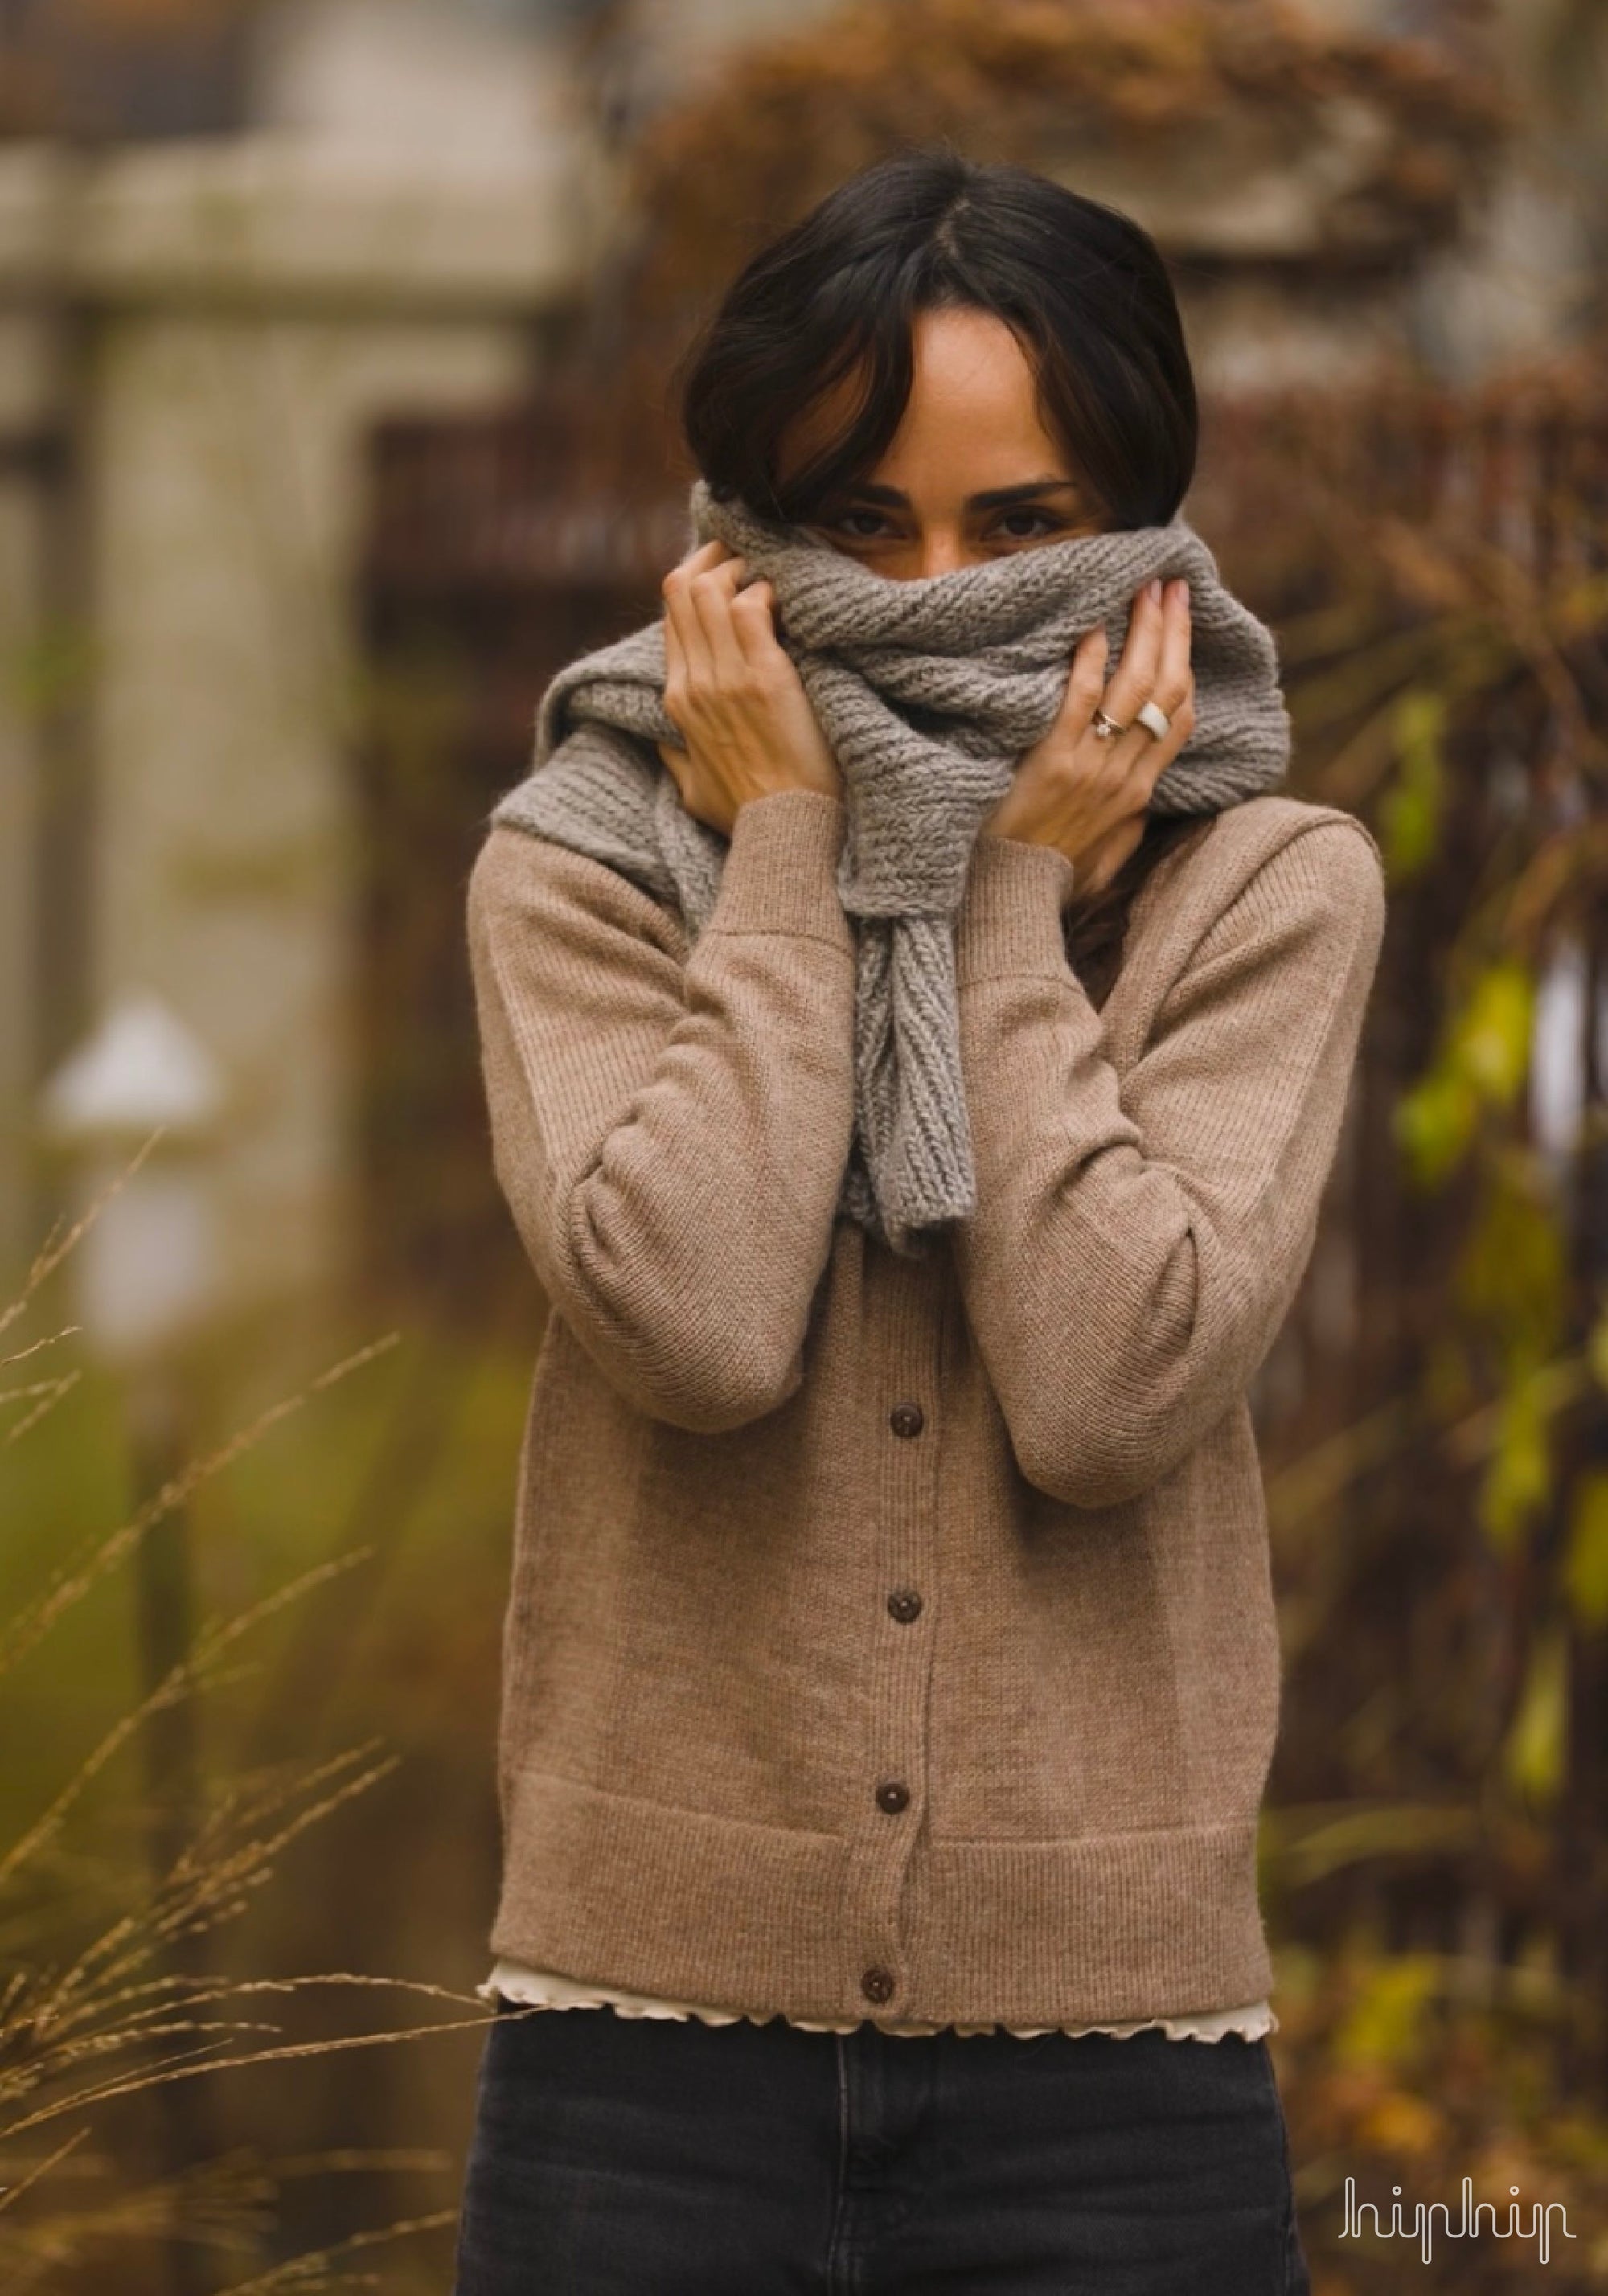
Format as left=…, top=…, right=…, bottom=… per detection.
left=456, top=149, right=1385, bottom=2294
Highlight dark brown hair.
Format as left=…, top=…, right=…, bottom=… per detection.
left=675, top=146, right=1196, bottom=527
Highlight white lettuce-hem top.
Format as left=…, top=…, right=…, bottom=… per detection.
left=481, top=1958, right=1275, bottom=2042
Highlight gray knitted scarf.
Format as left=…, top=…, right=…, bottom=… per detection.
left=489, top=479, right=1290, bottom=1257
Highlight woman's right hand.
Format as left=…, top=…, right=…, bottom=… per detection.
left=978, top=577, right=1196, bottom=894
left=654, top=539, right=843, bottom=835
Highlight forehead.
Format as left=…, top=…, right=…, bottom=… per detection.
left=900, top=307, right=1047, bottom=420
left=781, top=306, right=1071, bottom=493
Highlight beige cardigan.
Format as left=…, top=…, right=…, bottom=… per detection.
left=465, top=785, right=1386, bottom=2032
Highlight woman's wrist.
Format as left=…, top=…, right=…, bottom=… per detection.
left=735, top=777, right=844, bottom=815
left=736, top=765, right=843, bottom=808
left=978, top=823, right=1079, bottom=883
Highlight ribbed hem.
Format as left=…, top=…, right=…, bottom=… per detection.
left=490, top=1766, right=1275, bottom=2032
left=703, top=789, right=853, bottom=951
left=954, top=832, right=1078, bottom=985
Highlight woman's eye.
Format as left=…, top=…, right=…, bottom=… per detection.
left=831, top=509, right=893, bottom=539
left=993, top=510, right=1064, bottom=540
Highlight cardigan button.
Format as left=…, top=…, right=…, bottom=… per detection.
left=888, top=1401, right=925, bottom=1438
left=876, top=1780, right=910, bottom=1814
left=887, top=1588, right=923, bottom=1623
left=860, top=1966, right=896, bottom=2004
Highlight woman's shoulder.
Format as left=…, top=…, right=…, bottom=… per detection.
left=1198, top=792, right=1384, bottom=884
left=1133, top=793, right=1385, bottom=956
left=466, top=820, right=691, bottom=966
left=1109, top=794, right=1386, bottom=1051
left=470, top=720, right=688, bottom=948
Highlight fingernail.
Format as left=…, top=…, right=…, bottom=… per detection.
left=1147, top=579, right=1163, bottom=605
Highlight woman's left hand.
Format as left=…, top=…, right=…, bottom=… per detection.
left=978, top=577, right=1196, bottom=895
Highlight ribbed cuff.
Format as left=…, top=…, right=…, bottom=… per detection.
left=703, top=789, right=854, bottom=953
left=954, top=832, right=1077, bottom=985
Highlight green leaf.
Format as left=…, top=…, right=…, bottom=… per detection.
left=1455, top=1165, right=1568, bottom=1363
left=1393, top=962, right=1536, bottom=1190
left=1394, top=1070, right=1476, bottom=1187
left=1478, top=1369, right=1554, bottom=1552
left=1335, top=1952, right=1441, bottom=2069
left=1379, top=688, right=1446, bottom=880
left=1587, top=1306, right=1608, bottom=1394
left=1454, top=961, right=1534, bottom=1108
left=1564, top=1470, right=1608, bottom=1630
left=1503, top=1622, right=1569, bottom=1806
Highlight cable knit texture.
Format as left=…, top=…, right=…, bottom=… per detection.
left=489, top=480, right=1292, bottom=1253
left=466, top=778, right=1387, bottom=2032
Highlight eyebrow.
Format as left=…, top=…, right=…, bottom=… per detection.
left=842, top=477, right=1084, bottom=510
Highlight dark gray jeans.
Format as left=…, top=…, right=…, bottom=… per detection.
left=453, top=1996, right=1311, bottom=2294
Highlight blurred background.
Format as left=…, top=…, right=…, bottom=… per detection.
left=1, top=0, right=1606, bottom=2289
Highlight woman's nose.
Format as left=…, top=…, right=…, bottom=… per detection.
left=909, top=531, right=969, bottom=579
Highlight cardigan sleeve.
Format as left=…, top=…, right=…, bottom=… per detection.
left=950, top=817, right=1387, bottom=1509
left=466, top=787, right=857, bottom=1433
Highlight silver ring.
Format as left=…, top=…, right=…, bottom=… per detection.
left=1090, top=707, right=1127, bottom=741
left=1136, top=699, right=1172, bottom=740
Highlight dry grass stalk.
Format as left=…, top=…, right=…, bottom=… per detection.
left=1, top=1140, right=485, bottom=2284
